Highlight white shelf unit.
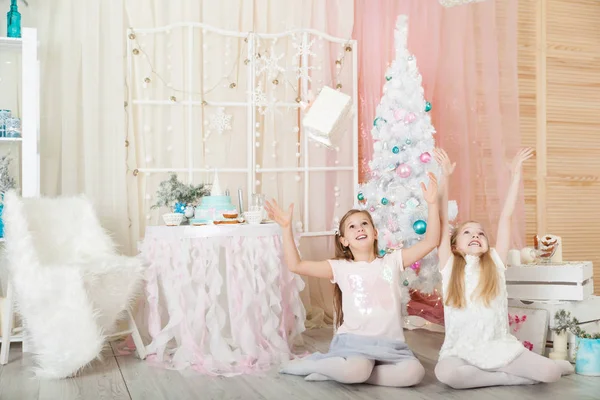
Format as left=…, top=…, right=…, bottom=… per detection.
left=0, top=28, right=40, bottom=361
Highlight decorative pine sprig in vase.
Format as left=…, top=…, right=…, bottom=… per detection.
left=151, top=172, right=209, bottom=211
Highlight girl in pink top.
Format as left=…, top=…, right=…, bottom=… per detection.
left=265, top=172, right=440, bottom=387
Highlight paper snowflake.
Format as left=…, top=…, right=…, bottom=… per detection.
left=291, top=35, right=316, bottom=61
left=252, top=86, right=267, bottom=106
left=257, top=46, right=285, bottom=80
left=295, top=64, right=314, bottom=82
left=208, top=107, right=232, bottom=136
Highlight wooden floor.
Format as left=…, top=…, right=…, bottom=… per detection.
left=0, top=329, right=598, bottom=400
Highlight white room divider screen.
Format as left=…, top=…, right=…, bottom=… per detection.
left=126, top=23, right=358, bottom=236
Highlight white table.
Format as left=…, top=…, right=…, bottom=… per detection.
left=138, top=224, right=306, bottom=376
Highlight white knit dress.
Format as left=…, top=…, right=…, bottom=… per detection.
left=439, top=249, right=525, bottom=370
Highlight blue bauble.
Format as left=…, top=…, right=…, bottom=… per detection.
left=381, top=197, right=389, bottom=205
left=425, top=101, right=432, bottom=112
left=392, top=146, right=400, bottom=154
left=413, top=219, right=427, bottom=235
left=379, top=249, right=386, bottom=257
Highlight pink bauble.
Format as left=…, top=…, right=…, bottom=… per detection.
left=400, top=203, right=406, bottom=209
left=420, top=152, right=432, bottom=163
left=394, top=109, right=405, bottom=120
left=410, top=261, right=421, bottom=270
left=369, top=206, right=375, bottom=212
left=396, top=163, right=412, bottom=178
left=404, top=112, right=416, bottom=124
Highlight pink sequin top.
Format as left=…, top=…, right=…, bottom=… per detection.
left=328, top=251, right=405, bottom=341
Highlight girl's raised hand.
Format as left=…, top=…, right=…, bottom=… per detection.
left=433, top=148, right=456, bottom=177
left=421, top=172, right=439, bottom=204
left=264, top=199, right=293, bottom=229
left=510, top=148, right=534, bottom=180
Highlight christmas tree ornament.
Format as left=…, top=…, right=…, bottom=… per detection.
left=425, top=101, right=432, bottom=112
left=410, top=261, right=421, bottom=270
left=357, top=192, right=365, bottom=201
left=381, top=197, right=389, bottom=205
left=403, top=112, right=416, bottom=124
left=413, top=220, right=427, bottom=235
left=392, top=146, right=400, bottom=154
left=396, top=163, right=412, bottom=178
left=420, top=152, right=432, bottom=163
left=373, top=116, right=386, bottom=127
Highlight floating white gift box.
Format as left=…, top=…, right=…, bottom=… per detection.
left=302, top=86, right=352, bottom=148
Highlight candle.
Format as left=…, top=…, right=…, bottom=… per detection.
left=507, top=249, right=521, bottom=266
left=551, top=236, right=563, bottom=263
left=238, top=188, right=244, bottom=214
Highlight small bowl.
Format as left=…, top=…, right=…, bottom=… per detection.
left=222, top=212, right=238, bottom=219
left=163, top=213, right=184, bottom=226
left=243, top=211, right=263, bottom=225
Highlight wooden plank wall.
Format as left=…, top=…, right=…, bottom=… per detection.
left=518, top=0, right=600, bottom=293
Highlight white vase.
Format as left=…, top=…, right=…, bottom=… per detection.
left=549, top=331, right=569, bottom=361
left=184, top=206, right=195, bottom=219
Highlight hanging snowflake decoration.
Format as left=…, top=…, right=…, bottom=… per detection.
left=251, top=85, right=273, bottom=115
left=296, top=64, right=315, bottom=82
left=208, top=107, right=233, bottom=136
left=252, top=85, right=267, bottom=107
left=257, top=45, right=286, bottom=80
left=291, top=34, right=316, bottom=62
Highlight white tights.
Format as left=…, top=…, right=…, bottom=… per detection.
left=435, top=350, right=574, bottom=389
left=280, top=356, right=425, bottom=387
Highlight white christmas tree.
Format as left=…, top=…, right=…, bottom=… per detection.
left=356, top=15, right=457, bottom=306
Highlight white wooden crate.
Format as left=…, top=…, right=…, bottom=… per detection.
left=508, top=296, right=600, bottom=362
left=505, top=262, right=594, bottom=301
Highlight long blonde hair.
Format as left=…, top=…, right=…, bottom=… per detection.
left=332, top=209, right=379, bottom=329
left=444, top=221, right=499, bottom=309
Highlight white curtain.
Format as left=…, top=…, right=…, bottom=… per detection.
left=20, top=0, right=129, bottom=251
left=19, top=0, right=354, bottom=328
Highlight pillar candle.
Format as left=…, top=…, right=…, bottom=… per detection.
left=238, top=188, right=244, bottom=214
left=551, top=236, right=563, bottom=263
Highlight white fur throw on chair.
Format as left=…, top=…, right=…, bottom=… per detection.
left=2, top=191, right=143, bottom=379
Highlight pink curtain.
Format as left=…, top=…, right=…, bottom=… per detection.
left=353, top=0, right=522, bottom=324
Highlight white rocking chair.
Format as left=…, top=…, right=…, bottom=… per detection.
left=0, top=191, right=146, bottom=378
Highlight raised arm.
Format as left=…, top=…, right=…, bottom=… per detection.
left=495, top=148, right=534, bottom=263
left=403, top=173, right=440, bottom=267
left=264, top=199, right=333, bottom=279
left=433, top=148, right=455, bottom=270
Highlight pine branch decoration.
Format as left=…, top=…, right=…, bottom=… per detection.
left=151, top=173, right=209, bottom=209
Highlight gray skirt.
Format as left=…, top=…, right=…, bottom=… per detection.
left=307, top=333, right=416, bottom=364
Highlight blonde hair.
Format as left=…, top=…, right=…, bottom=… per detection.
left=444, top=221, right=499, bottom=309
left=332, top=209, right=379, bottom=329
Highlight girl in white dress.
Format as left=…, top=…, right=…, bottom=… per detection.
left=265, top=173, right=439, bottom=387
left=433, top=148, right=573, bottom=389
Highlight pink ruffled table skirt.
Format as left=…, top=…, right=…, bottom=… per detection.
left=138, top=224, right=306, bottom=376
